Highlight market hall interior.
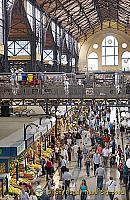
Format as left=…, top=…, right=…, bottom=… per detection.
left=0, top=0, right=130, bottom=200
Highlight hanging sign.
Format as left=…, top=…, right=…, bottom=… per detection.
left=17, top=142, right=25, bottom=156
left=47, top=122, right=52, bottom=130
left=34, top=132, right=41, bottom=142
left=26, top=136, right=34, bottom=148
left=41, top=127, right=47, bottom=136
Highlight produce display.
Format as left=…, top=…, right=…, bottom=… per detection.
left=42, top=148, right=53, bottom=158
left=8, top=186, right=21, bottom=195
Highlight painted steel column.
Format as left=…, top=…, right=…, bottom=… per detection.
left=3, top=0, right=9, bottom=72
left=59, top=26, right=62, bottom=72
left=128, top=99, right=130, bottom=114
left=41, top=13, right=44, bottom=66
left=31, top=4, right=36, bottom=72
left=53, top=21, right=58, bottom=71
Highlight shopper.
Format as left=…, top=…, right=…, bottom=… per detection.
left=62, top=168, right=72, bottom=199
left=125, top=145, right=129, bottom=161
left=40, top=157, right=46, bottom=176
left=95, top=164, right=105, bottom=190
left=76, top=132, right=82, bottom=146
left=118, top=159, right=124, bottom=184
left=55, top=186, right=63, bottom=200
left=111, top=139, right=116, bottom=155
left=55, top=145, right=60, bottom=161
left=80, top=179, right=88, bottom=200
left=68, top=179, right=77, bottom=200
left=67, top=144, right=72, bottom=162
left=45, top=158, right=53, bottom=181
left=93, top=152, right=100, bottom=175
left=61, top=147, right=68, bottom=161
left=106, top=177, right=116, bottom=200
left=77, top=147, right=83, bottom=169
left=85, top=155, right=91, bottom=177
left=48, top=175, right=55, bottom=199
left=36, top=181, right=42, bottom=191
left=29, top=192, right=37, bottom=200
left=72, top=143, right=79, bottom=162
left=123, top=162, right=129, bottom=185
left=83, top=145, right=89, bottom=161
left=102, top=146, right=110, bottom=167
left=60, top=156, right=66, bottom=180
left=117, top=145, right=122, bottom=162
left=19, top=189, right=29, bottom=200
left=41, top=189, right=50, bottom=200
left=96, top=144, right=103, bottom=155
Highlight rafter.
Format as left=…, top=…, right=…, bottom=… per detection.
left=35, top=0, right=130, bottom=40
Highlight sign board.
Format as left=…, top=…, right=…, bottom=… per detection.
left=26, top=136, right=34, bottom=148
left=0, top=149, right=2, bottom=156
left=17, top=142, right=25, bottom=156
left=34, top=132, right=41, bottom=142
left=47, top=122, right=52, bottom=130
left=41, top=127, right=47, bottom=136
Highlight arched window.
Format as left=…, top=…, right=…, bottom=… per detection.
left=102, top=36, right=118, bottom=66
left=88, top=52, right=98, bottom=71
left=122, top=51, right=130, bottom=71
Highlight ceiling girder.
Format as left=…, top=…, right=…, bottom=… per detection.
left=36, top=0, right=130, bottom=40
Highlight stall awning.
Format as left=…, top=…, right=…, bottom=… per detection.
left=0, top=140, right=25, bottom=157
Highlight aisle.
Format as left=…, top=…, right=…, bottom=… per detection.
left=43, top=106, right=127, bottom=200
left=49, top=140, right=126, bottom=200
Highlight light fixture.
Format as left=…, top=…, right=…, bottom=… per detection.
left=122, top=43, right=127, bottom=49
left=48, top=60, right=53, bottom=65
left=93, top=44, right=98, bottom=49
left=108, top=39, right=112, bottom=44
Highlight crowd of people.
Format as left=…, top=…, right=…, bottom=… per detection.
left=17, top=104, right=130, bottom=200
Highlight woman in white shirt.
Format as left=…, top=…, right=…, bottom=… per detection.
left=106, top=177, right=116, bottom=200
left=68, top=179, right=77, bottom=200
left=29, top=192, right=38, bottom=200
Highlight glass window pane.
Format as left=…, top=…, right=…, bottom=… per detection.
left=57, top=26, right=59, bottom=35
left=102, top=36, right=118, bottom=66
left=122, top=51, right=130, bottom=59
left=51, top=22, right=55, bottom=32
left=43, top=50, right=53, bottom=60
left=0, top=26, right=3, bottom=44
left=102, top=57, right=105, bottom=65
left=88, top=52, right=98, bottom=59
left=36, top=8, right=40, bottom=21
left=115, top=56, right=118, bottom=65
left=88, top=58, right=98, bottom=71
left=27, top=15, right=33, bottom=29
left=106, top=47, right=114, bottom=56
left=115, top=47, right=118, bottom=55
left=27, top=1, right=33, bottom=16
left=0, top=0, right=3, bottom=19
left=105, top=56, right=114, bottom=65
left=105, top=36, right=115, bottom=46
left=102, top=47, right=105, bottom=56
left=52, top=31, right=55, bottom=41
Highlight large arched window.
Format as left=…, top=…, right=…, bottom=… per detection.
left=122, top=51, right=130, bottom=71
left=102, top=36, right=118, bottom=66
left=88, top=52, right=98, bottom=71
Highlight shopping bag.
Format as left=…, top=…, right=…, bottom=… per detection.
left=87, top=195, right=90, bottom=199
